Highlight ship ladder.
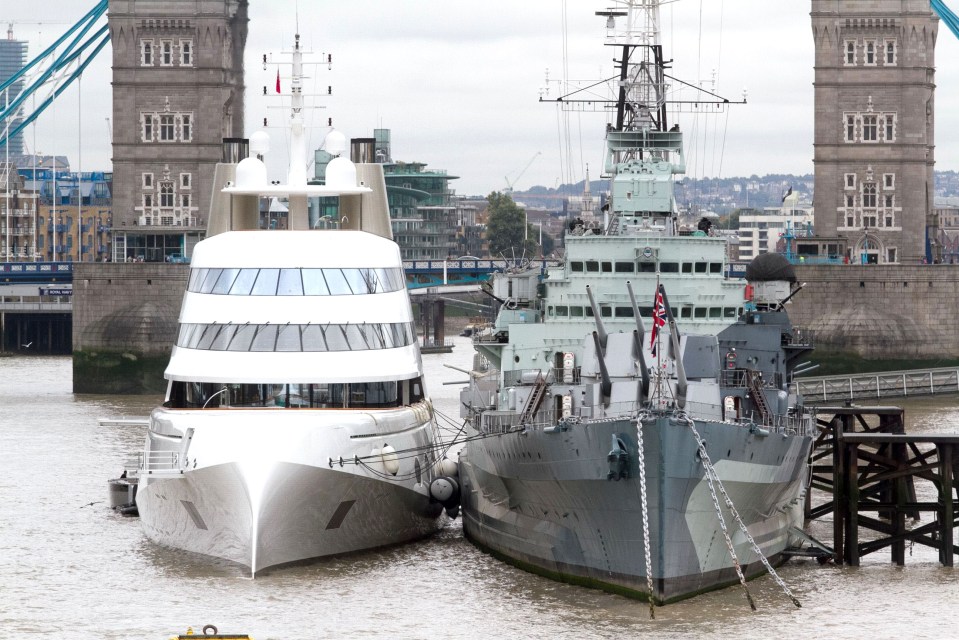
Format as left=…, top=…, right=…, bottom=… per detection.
left=518, top=374, right=548, bottom=425
left=746, top=369, right=772, bottom=424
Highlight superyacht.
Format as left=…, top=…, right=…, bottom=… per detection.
left=135, top=35, right=448, bottom=575
left=458, top=1, right=815, bottom=605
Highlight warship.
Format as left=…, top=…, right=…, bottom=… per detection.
left=457, top=0, right=815, bottom=605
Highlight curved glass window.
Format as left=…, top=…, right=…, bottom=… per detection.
left=166, top=377, right=426, bottom=410
left=187, top=267, right=405, bottom=296
left=177, top=322, right=415, bottom=352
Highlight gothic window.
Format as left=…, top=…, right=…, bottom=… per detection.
left=140, top=40, right=153, bottom=66
left=846, top=194, right=855, bottom=208
left=161, top=40, right=173, bottom=66
left=863, top=183, right=877, bottom=209
left=884, top=115, right=895, bottom=142
left=181, top=194, right=191, bottom=209
left=141, top=114, right=154, bottom=142
left=887, top=248, right=897, bottom=263
left=846, top=214, right=855, bottom=228
left=845, top=40, right=856, bottom=65
left=862, top=115, right=878, bottom=142
left=883, top=173, right=895, bottom=190
left=180, top=114, right=192, bottom=142
left=160, top=183, right=174, bottom=208
left=845, top=115, right=856, bottom=142
left=845, top=173, right=856, bottom=189
left=885, top=40, right=897, bottom=65
left=142, top=194, right=153, bottom=209
left=180, top=173, right=191, bottom=189
left=180, top=40, right=193, bottom=66
left=865, top=41, right=876, bottom=65
left=142, top=173, right=154, bottom=189
left=160, top=115, right=175, bottom=141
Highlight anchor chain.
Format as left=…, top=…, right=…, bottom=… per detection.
left=684, top=415, right=802, bottom=609
left=634, top=413, right=655, bottom=619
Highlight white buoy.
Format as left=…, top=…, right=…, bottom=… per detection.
left=438, top=457, right=458, bottom=478
left=380, top=444, right=399, bottom=476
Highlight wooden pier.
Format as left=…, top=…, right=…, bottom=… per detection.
left=806, top=405, right=959, bottom=566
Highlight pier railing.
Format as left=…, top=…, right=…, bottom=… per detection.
left=794, top=367, right=959, bottom=403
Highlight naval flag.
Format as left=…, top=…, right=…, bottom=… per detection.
left=650, top=284, right=668, bottom=355
left=276, top=69, right=281, bottom=94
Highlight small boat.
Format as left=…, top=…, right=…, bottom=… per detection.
left=134, top=33, right=450, bottom=575
left=458, top=1, right=815, bottom=606
left=169, top=624, right=251, bottom=639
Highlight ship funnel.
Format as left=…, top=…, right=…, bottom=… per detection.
left=221, top=137, right=249, bottom=163
left=351, top=138, right=376, bottom=163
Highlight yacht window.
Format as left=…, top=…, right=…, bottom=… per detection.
left=614, top=262, right=634, bottom=273
left=251, top=269, right=280, bottom=295
left=227, top=324, right=257, bottom=351
left=344, top=268, right=377, bottom=294
left=694, top=308, right=707, bottom=318
left=324, top=325, right=350, bottom=351
left=323, top=269, right=354, bottom=295
left=199, top=268, right=221, bottom=292
left=275, top=324, right=302, bottom=351
left=660, top=262, right=680, bottom=273
left=301, top=269, right=330, bottom=295
left=251, top=324, right=279, bottom=351
left=277, top=269, right=304, bottom=296
left=710, top=263, right=723, bottom=274
left=555, top=306, right=569, bottom=317
left=571, top=262, right=584, bottom=273
left=212, top=268, right=240, bottom=294
left=682, top=263, right=693, bottom=274
left=695, top=262, right=708, bottom=273
left=601, top=262, right=613, bottom=273
left=615, top=306, right=634, bottom=318
left=189, top=268, right=206, bottom=290
left=301, top=324, right=327, bottom=350
left=585, top=261, right=600, bottom=273
left=230, top=269, right=259, bottom=295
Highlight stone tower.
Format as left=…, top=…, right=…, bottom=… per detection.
left=107, top=0, right=247, bottom=262
left=811, top=0, right=937, bottom=264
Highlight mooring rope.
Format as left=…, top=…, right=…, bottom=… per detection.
left=683, top=414, right=802, bottom=609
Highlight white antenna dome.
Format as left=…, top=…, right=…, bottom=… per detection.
left=324, top=130, right=347, bottom=156
left=325, top=156, right=357, bottom=189
left=235, top=157, right=268, bottom=189
left=249, top=131, right=271, bottom=156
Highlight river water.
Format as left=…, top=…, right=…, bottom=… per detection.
left=1, top=338, right=956, bottom=639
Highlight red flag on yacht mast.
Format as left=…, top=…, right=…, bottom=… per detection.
left=275, top=69, right=281, bottom=93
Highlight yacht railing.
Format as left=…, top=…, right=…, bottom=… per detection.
left=140, top=450, right=185, bottom=474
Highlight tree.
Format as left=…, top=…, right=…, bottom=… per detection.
left=485, top=191, right=537, bottom=260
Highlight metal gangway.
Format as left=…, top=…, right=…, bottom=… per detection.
left=794, top=367, right=959, bottom=403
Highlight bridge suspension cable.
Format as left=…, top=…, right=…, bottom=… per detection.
left=0, top=0, right=109, bottom=149
left=932, top=0, right=959, bottom=40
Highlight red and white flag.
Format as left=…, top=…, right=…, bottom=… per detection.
left=275, top=69, right=281, bottom=93
left=650, top=285, right=667, bottom=355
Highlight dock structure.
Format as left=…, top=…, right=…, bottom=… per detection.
left=806, top=405, right=958, bottom=566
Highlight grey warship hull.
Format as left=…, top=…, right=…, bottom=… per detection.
left=460, top=413, right=812, bottom=603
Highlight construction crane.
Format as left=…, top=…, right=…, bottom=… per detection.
left=504, top=151, right=541, bottom=194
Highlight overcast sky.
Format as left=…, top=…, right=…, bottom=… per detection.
left=6, top=1, right=959, bottom=196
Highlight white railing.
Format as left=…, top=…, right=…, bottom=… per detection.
left=140, top=450, right=185, bottom=474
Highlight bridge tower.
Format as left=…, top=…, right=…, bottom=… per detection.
left=107, top=0, right=248, bottom=262
left=811, top=0, right=938, bottom=264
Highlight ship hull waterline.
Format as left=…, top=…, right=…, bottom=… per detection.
left=459, top=414, right=812, bottom=604
left=137, top=460, right=446, bottom=575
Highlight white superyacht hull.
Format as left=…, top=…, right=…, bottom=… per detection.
left=137, top=405, right=446, bottom=574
